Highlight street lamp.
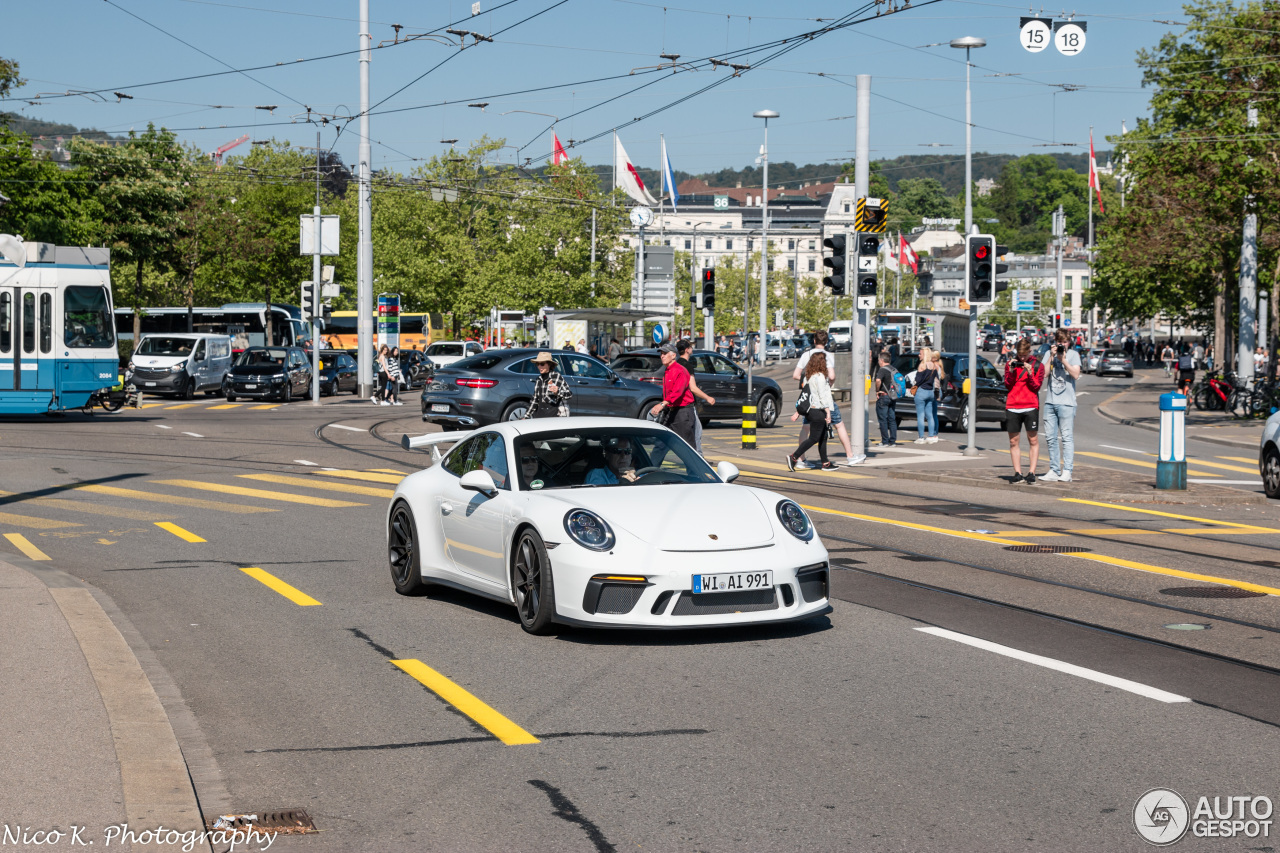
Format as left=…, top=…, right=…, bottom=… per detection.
left=951, top=35, right=985, bottom=457
left=754, top=109, right=779, bottom=365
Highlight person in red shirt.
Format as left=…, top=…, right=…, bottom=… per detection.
left=1004, top=338, right=1046, bottom=484
left=650, top=343, right=697, bottom=448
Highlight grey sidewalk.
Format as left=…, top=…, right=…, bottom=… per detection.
left=0, top=556, right=209, bottom=852
left=1096, top=370, right=1266, bottom=450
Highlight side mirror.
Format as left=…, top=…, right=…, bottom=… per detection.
left=716, top=460, right=740, bottom=484
left=610, top=372, right=621, bottom=384
left=459, top=469, right=498, bottom=497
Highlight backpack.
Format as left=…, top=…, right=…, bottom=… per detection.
left=795, top=385, right=811, bottom=415
left=892, top=370, right=907, bottom=398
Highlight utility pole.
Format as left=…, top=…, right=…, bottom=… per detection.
left=1239, top=101, right=1258, bottom=384
left=849, top=74, right=870, bottom=465
left=311, top=130, right=322, bottom=404
left=590, top=207, right=597, bottom=298
left=1053, top=205, right=1065, bottom=324
left=356, top=0, right=373, bottom=397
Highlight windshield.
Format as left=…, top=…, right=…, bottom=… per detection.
left=427, top=343, right=463, bottom=356
left=514, top=427, right=719, bottom=490
left=234, top=347, right=288, bottom=368
left=138, top=336, right=196, bottom=356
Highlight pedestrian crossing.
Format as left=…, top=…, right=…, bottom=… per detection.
left=138, top=400, right=284, bottom=412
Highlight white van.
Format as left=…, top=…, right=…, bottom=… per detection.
left=827, top=320, right=853, bottom=352
left=129, top=333, right=234, bottom=398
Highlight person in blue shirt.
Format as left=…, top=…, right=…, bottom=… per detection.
left=585, top=437, right=639, bottom=485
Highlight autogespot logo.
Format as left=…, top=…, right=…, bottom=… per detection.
left=1135, top=789, right=1190, bottom=846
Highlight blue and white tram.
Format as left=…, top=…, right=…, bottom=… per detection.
left=0, top=243, right=119, bottom=415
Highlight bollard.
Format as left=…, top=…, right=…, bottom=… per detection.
left=741, top=404, right=757, bottom=450
left=1157, top=392, right=1187, bottom=490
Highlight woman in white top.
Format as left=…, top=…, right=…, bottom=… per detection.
left=786, top=352, right=836, bottom=471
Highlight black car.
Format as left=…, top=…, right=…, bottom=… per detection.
left=420, top=348, right=664, bottom=429
left=399, top=349, right=433, bottom=389
left=319, top=349, right=358, bottom=396
left=892, top=352, right=1007, bottom=433
left=611, top=349, right=783, bottom=428
left=981, top=332, right=1002, bottom=352
left=223, top=346, right=313, bottom=403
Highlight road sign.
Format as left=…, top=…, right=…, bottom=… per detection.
left=1063, top=317, right=1073, bottom=327
left=855, top=197, right=888, bottom=234
left=1013, top=289, right=1037, bottom=312
left=299, top=215, right=340, bottom=256
left=652, top=323, right=665, bottom=344
left=1054, top=20, right=1086, bottom=56
left=713, top=195, right=729, bottom=210
left=377, top=293, right=400, bottom=349
left=1020, top=17, right=1051, bottom=53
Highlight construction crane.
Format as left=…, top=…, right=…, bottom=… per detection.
left=210, top=134, right=250, bottom=166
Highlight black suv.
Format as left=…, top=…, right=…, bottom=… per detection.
left=611, top=349, right=783, bottom=428
left=892, top=352, right=1007, bottom=433
left=420, top=348, right=663, bottom=429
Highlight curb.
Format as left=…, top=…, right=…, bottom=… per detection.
left=885, top=468, right=1268, bottom=505
left=1095, top=402, right=1260, bottom=450
left=5, top=558, right=214, bottom=852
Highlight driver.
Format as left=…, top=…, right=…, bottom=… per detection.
left=585, top=437, right=639, bottom=485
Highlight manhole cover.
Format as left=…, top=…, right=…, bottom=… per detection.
left=1161, top=586, right=1267, bottom=599
left=1003, top=544, right=1091, bottom=554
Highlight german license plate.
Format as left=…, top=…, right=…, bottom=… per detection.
left=244, top=383, right=257, bottom=389
left=693, top=571, right=773, bottom=594
left=431, top=403, right=449, bottom=413
left=144, top=382, right=156, bottom=387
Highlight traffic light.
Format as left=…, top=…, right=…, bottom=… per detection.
left=701, top=268, right=716, bottom=311
left=855, top=232, right=879, bottom=299
left=994, top=243, right=1010, bottom=298
left=1053, top=313, right=1062, bottom=329
left=300, top=281, right=317, bottom=319
left=822, top=234, right=848, bottom=296
left=965, top=233, right=996, bottom=305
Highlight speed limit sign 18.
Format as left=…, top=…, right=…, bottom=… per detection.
left=1020, top=17, right=1051, bottom=53
left=1054, top=20, right=1087, bottom=56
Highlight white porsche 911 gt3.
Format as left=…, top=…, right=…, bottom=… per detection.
left=389, top=417, right=831, bottom=633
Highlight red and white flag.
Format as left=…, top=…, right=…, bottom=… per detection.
left=898, top=234, right=919, bottom=274
left=552, top=133, right=568, bottom=166
left=1088, top=129, right=1105, bottom=214
left=613, top=133, right=658, bottom=207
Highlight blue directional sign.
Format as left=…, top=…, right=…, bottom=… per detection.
left=652, top=323, right=665, bottom=344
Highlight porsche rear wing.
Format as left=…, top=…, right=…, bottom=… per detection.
left=401, top=430, right=473, bottom=463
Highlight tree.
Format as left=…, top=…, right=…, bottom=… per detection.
left=0, top=56, right=22, bottom=102
left=893, top=177, right=958, bottom=231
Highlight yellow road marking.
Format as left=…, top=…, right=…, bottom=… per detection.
left=239, top=473, right=396, bottom=498
left=0, top=511, right=81, bottom=530
left=712, top=455, right=870, bottom=481
left=989, top=529, right=1168, bottom=537
left=151, top=480, right=365, bottom=508
left=0, top=492, right=173, bottom=521
left=250, top=403, right=281, bottom=410
left=1065, top=552, right=1280, bottom=596
left=313, top=469, right=405, bottom=485
left=1073, top=451, right=1221, bottom=478
left=155, top=522, right=206, bottom=542
left=1185, top=458, right=1260, bottom=475
left=139, top=403, right=168, bottom=409
left=164, top=403, right=198, bottom=410
left=1060, top=499, right=1274, bottom=531
left=1217, top=456, right=1258, bottom=464
left=74, top=484, right=277, bottom=514
left=369, top=468, right=409, bottom=475
left=4, top=533, right=51, bottom=560
left=801, top=504, right=1037, bottom=546
left=390, top=659, right=539, bottom=746
left=207, top=403, right=244, bottom=410
left=240, top=567, right=322, bottom=606
left=1161, top=527, right=1280, bottom=536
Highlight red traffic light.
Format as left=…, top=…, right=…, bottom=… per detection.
left=703, top=269, right=714, bottom=283
left=972, top=245, right=990, bottom=260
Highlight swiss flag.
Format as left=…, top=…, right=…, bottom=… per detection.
left=552, top=133, right=568, bottom=166
left=898, top=234, right=919, bottom=274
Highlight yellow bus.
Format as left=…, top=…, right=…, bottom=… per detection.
left=322, top=311, right=450, bottom=351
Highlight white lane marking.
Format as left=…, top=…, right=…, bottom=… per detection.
left=1188, top=479, right=1262, bottom=485
left=1099, top=444, right=1152, bottom=455
left=326, top=424, right=367, bottom=432
left=181, top=432, right=204, bottom=438
left=915, top=626, right=1191, bottom=704
left=156, top=425, right=172, bottom=430
left=294, top=459, right=318, bottom=466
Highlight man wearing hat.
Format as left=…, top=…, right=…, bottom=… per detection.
left=525, top=351, right=572, bottom=418
left=649, top=343, right=697, bottom=448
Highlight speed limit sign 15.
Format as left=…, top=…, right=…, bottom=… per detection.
left=1054, top=20, right=1087, bottom=56
left=1020, top=17, right=1051, bottom=53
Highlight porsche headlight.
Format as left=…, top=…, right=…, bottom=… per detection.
left=776, top=500, right=814, bottom=541
left=564, top=509, right=615, bottom=551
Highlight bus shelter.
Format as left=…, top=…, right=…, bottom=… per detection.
left=543, top=308, right=652, bottom=355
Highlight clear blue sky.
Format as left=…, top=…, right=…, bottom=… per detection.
left=4, top=0, right=1189, bottom=182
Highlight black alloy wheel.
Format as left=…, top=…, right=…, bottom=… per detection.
left=502, top=400, right=530, bottom=422
left=388, top=502, right=426, bottom=594
left=512, top=529, right=556, bottom=634
left=281, top=380, right=292, bottom=403
left=756, top=393, right=779, bottom=428
left=1263, top=447, right=1280, bottom=500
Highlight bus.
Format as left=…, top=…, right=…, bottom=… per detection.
left=1, top=244, right=120, bottom=415
left=322, top=311, right=447, bottom=351
left=114, top=303, right=310, bottom=352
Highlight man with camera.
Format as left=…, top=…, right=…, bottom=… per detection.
left=1039, top=329, right=1081, bottom=483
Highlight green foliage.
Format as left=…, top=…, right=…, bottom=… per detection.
left=0, top=57, right=22, bottom=101
left=0, top=128, right=99, bottom=243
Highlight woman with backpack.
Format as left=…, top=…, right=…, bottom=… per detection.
left=912, top=347, right=940, bottom=444
left=786, top=351, right=836, bottom=471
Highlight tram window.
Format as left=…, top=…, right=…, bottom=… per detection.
left=22, top=292, right=35, bottom=353
left=0, top=292, right=10, bottom=353
left=64, top=287, right=115, bottom=349
left=39, top=292, right=52, bottom=353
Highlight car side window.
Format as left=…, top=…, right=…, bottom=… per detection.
left=564, top=355, right=609, bottom=380
left=442, top=435, right=482, bottom=477
left=691, top=355, right=716, bottom=374
left=480, top=434, right=510, bottom=490
left=510, top=357, right=541, bottom=375
left=710, top=355, right=739, bottom=376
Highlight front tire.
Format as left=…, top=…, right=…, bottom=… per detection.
left=182, top=377, right=196, bottom=400
left=388, top=502, right=427, bottom=595
left=512, top=528, right=556, bottom=635
left=1263, top=447, right=1280, bottom=500
left=225, top=391, right=236, bottom=402
left=281, top=382, right=292, bottom=404
left=756, top=393, right=779, bottom=428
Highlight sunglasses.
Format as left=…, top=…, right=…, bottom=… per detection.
left=606, top=447, right=631, bottom=455
left=521, top=457, right=539, bottom=465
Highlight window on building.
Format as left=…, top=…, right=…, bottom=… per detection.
left=843, top=202, right=851, bottom=213
left=684, top=239, right=691, bottom=250
left=787, top=259, right=795, bottom=272
left=1082, top=276, right=1091, bottom=290
left=1030, top=264, right=1041, bottom=269
left=1065, top=276, right=1073, bottom=289
left=705, top=239, right=712, bottom=250
left=808, top=259, right=816, bottom=272
left=725, top=239, right=733, bottom=251
left=664, top=239, right=671, bottom=246
left=767, top=259, right=774, bottom=271
left=787, top=239, right=795, bottom=251
left=747, top=239, right=754, bottom=251
left=809, top=240, right=816, bottom=250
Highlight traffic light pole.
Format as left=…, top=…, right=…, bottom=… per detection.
left=848, top=73, right=870, bottom=466
left=962, top=46, right=979, bottom=458
left=310, top=131, right=322, bottom=404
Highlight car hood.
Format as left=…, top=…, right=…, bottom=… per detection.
left=134, top=354, right=187, bottom=368
left=538, top=485, right=776, bottom=551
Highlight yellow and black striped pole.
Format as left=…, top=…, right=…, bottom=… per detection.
left=741, top=404, right=757, bottom=449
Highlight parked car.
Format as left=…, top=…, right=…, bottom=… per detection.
left=319, top=349, right=358, bottom=396
left=1096, top=349, right=1134, bottom=377
left=399, top=349, right=433, bottom=390
left=223, top=346, right=313, bottom=402
left=892, top=352, right=1008, bottom=433
left=1261, top=409, right=1280, bottom=500
left=425, top=340, right=485, bottom=368
left=765, top=335, right=797, bottom=360
left=129, top=333, right=233, bottom=399
left=611, top=349, right=784, bottom=428
left=420, top=348, right=664, bottom=429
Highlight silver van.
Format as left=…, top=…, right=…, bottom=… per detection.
left=129, top=334, right=234, bottom=398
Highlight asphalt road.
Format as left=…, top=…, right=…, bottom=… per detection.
left=2, top=386, right=1278, bottom=852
